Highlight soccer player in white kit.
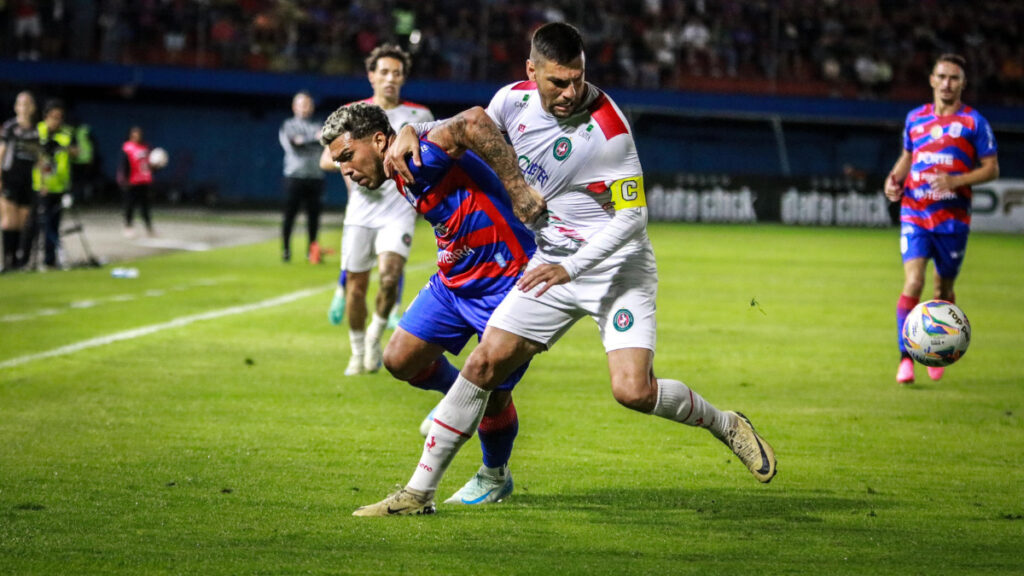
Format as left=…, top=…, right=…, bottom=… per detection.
left=354, top=23, right=776, bottom=516
left=321, top=44, right=434, bottom=376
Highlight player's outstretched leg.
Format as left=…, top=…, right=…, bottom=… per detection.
left=719, top=411, right=776, bottom=483
left=352, top=486, right=435, bottom=517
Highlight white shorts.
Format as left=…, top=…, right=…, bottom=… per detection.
left=340, top=219, right=415, bottom=273
left=487, top=257, right=659, bottom=353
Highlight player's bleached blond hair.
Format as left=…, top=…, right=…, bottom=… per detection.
left=320, top=102, right=395, bottom=146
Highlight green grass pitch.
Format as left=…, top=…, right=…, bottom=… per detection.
left=1, top=219, right=1022, bottom=575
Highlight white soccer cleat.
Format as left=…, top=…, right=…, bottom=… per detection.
left=720, top=411, right=776, bottom=483
left=344, top=355, right=364, bottom=376
left=364, top=337, right=383, bottom=373
left=444, top=465, right=514, bottom=505
left=387, top=308, right=402, bottom=330
left=352, top=486, right=436, bottom=517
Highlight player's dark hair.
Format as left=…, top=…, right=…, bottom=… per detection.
left=531, top=22, right=584, bottom=64
left=935, top=53, right=967, bottom=77
left=320, top=102, right=394, bottom=146
left=365, top=43, right=411, bottom=74
left=43, top=98, right=65, bottom=116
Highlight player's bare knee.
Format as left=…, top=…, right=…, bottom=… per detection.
left=378, top=271, right=400, bottom=295
left=382, top=347, right=410, bottom=379
left=611, top=374, right=656, bottom=412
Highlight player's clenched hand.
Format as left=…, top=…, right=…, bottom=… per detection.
left=383, top=125, right=421, bottom=182
left=512, top=185, right=547, bottom=229
left=517, top=263, right=569, bottom=297
left=884, top=173, right=903, bottom=201
left=928, top=173, right=955, bottom=194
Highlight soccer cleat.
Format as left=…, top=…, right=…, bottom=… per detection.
left=444, top=465, right=514, bottom=505
left=327, top=289, right=345, bottom=325
left=897, top=357, right=915, bottom=384
left=927, top=366, right=945, bottom=381
left=419, top=406, right=438, bottom=437
left=721, top=411, right=776, bottom=483
left=387, top=308, right=402, bottom=330
left=344, top=355, right=364, bottom=376
left=352, top=486, right=436, bottom=517
left=364, top=337, right=383, bottom=373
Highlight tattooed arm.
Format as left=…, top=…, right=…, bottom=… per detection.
left=427, top=106, right=546, bottom=225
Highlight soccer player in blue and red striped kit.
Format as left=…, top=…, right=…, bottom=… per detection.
left=320, top=102, right=545, bottom=508
left=884, top=54, right=999, bottom=384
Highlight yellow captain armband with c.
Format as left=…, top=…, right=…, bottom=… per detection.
left=610, top=175, right=646, bottom=209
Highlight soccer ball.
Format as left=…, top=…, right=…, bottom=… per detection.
left=148, top=147, right=169, bottom=169
left=901, top=300, right=971, bottom=367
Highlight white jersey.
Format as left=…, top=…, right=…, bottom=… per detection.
left=344, top=99, right=434, bottom=228
left=486, top=81, right=653, bottom=275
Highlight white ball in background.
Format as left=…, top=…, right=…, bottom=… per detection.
left=148, top=147, right=169, bottom=170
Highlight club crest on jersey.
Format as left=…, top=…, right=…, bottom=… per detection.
left=949, top=122, right=963, bottom=138
left=553, top=137, right=572, bottom=161
left=930, top=125, right=944, bottom=140
left=613, top=309, right=634, bottom=332
left=402, top=233, right=412, bottom=246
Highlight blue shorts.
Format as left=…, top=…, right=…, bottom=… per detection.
left=900, top=224, right=969, bottom=279
left=398, top=275, right=528, bottom=391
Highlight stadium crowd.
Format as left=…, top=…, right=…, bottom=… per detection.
left=3, top=0, right=1022, bottom=104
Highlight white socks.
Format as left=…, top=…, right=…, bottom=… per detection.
left=349, top=329, right=365, bottom=358
left=407, top=374, right=490, bottom=494
left=650, top=378, right=730, bottom=439
left=366, top=313, right=385, bottom=344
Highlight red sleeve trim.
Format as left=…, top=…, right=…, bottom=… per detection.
left=511, top=81, right=537, bottom=90
left=588, top=93, right=629, bottom=139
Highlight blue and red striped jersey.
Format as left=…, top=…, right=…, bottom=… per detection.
left=394, top=139, right=536, bottom=297
left=900, top=103, right=997, bottom=233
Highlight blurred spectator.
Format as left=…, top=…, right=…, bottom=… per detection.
left=2, top=0, right=1022, bottom=105
left=13, top=0, right=42, bottom=60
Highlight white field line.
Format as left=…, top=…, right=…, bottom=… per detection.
left=0, top=285, right=331, bottom=370
left=1, top=279, right=230, bottom=323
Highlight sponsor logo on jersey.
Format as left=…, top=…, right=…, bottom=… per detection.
left=518, top=123, right=527, bottom=133
left=930, top=125, right=944, bottom=140
left=438, top=245, right=475, bottom=264
left=613, top=309, right=634, bottom=332
left=433, top=222, right=448, bottom=237
left=916, top=152, right=954, bottom=166
left=552, top=137, right=572, bottom=161
left=518, top=155, right=550, bottom=186
left=515, top=95, right=530, bottom=109
left=577, top=123, right=593, bottom=141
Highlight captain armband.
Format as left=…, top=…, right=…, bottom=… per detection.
left=611, top=176, right=646, bottom=209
